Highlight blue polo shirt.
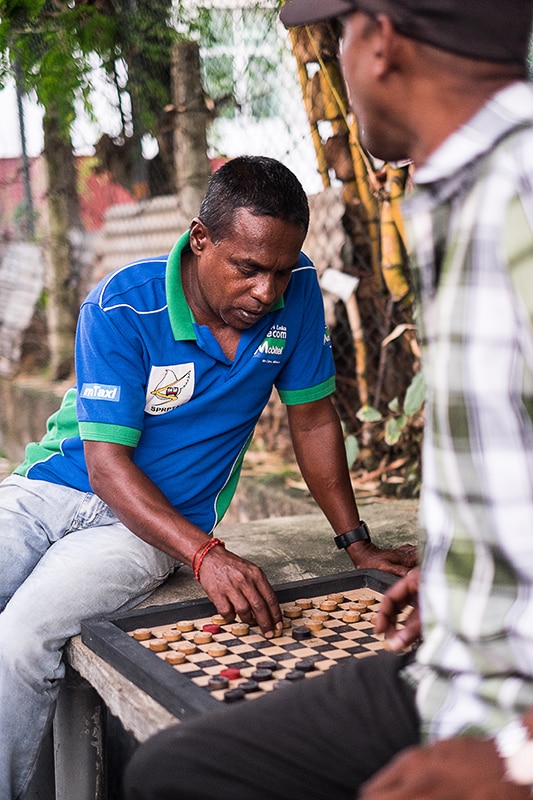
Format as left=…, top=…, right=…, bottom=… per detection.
left=15, top=232, right=335, bottom=532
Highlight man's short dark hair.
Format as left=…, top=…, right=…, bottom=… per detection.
left=198, top=156, right=310, bottom=243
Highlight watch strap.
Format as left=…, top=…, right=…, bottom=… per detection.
left=334, top=521, right=371, bottom=550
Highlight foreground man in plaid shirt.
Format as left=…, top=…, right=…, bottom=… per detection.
left=124, top=1, right=533, bottom=798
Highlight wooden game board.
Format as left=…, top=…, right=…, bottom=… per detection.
left=81, top=569, right=402, bottom=720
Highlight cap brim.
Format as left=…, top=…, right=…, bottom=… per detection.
left=280, top=0, right=358, bottom=27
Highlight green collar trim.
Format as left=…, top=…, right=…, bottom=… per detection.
left=166, top=231, right=196, bottom=341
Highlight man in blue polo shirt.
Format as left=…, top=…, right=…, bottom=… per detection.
left=0, top=155, right=416, bottom=800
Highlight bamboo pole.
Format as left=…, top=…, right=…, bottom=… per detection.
left=288, top=28, right=331, bottom=189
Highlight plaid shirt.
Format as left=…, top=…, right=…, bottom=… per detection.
left=403, top=82, right=533, bottom=742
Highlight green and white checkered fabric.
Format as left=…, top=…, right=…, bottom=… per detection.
left=403, top=81, right=533, bottom=743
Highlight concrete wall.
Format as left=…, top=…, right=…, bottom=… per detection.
left=0, top=376, right=70, bottom=466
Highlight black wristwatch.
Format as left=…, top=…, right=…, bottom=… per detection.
left=334, top=521, right=371, bottom=550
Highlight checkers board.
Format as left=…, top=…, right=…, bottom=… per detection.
left=81, top=569, right=400, bottom=721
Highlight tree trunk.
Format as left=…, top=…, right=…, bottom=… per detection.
left=43, top=104, right=83, bottom=381
left=171, top=41, right=211, bottom=219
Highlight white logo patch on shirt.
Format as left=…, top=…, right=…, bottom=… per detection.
left=253, top=324, right=288, bottom=363
left=80, top=383, right=121, bottom=402
left=145, top=364, right=195, bottom=415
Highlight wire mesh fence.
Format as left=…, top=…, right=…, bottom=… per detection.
left=0, top=1, right=422, bottom=495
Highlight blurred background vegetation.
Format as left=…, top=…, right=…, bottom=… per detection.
left=0, top=0, right=424, bottom=498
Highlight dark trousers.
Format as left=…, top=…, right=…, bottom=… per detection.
left=123, top=651, right=419, bottom=800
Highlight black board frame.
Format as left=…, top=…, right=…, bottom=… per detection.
left=81, top=569, right=396, bottom=721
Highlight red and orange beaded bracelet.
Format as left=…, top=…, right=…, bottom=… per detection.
left=192, top=537, right=225, bottom=581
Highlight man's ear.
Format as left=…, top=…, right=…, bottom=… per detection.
left=372, top=13, right=399, bottom=78
left=189, top=217, right=209, bottom=254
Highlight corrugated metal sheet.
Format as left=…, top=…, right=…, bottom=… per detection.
left=91, top=187, right=347, bottom=286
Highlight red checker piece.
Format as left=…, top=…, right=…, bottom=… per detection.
left=220, top=667, right=241, bottom=680
left=203, top=623, right=223, bottom=634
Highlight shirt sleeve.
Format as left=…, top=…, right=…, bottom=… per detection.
left=505, top=191, right=533, bottom=333
left=75, top=299, right=148, bottom=446
left=275, top=262, right=336, bottom=405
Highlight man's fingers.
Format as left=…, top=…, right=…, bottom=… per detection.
left=395, top=544, right=418, bottom=566
left=347, top=544, right=418, bottom=575
left=373, top=559, right=411, bottom=578
left=373, top=569, right=420, bottom=641
left=215, top=587, right=282, bottom=638
left=361, top=739, right=533, bottom=800
left=382, top=607, right=422, bottom=651
left=230, top=562, right=282, bottom=635
left=232, top=584, right=283, bottom=636
left=198, top=550, right=283, bottom=637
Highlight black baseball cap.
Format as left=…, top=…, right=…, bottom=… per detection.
left=280, top=0, right=533, bottom=65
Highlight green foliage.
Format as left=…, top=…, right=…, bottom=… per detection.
left=248, top=56, right=281, bottom=118
left=13, top=198, right=39, bottom=238
left=384, top=414, right=408, bottom=446
left=384, top=371, right=425, bottom=446
left=2, top=0, right=288, bottom=144
left=347, top=372, right=425, bottom=454
left=356, top=404, right=383, bottom=423
left=403, top=370, right=425, bottom=416
left=0, top=0, right=175, bottom=142
left=344, top=433, right=360, bottom=470
left=341, top=421, right=360, bottom=470
left=118, top=0, right=176, bottom=132
left=173, top=2, right=284, bottom=121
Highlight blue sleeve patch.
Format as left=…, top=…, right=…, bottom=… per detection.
left=80, top=383, right=121, bottom=402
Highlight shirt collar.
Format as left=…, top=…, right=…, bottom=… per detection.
left=165, top=230, right=286, bottom=342
left=414, top=82, right=533, bottom=187
left=166, top=231, right=196, bottom=341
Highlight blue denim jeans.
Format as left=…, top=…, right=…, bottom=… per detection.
left=0, top=475, right=178, bottom=800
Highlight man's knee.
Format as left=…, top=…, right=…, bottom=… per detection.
left=0, top=610, right=65, bottom=691
left=124, top=726, right=187, bottom=800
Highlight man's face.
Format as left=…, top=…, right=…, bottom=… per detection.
left=190, top=209, right=305, bottom=331
left=340, top=12, right=411, bottom=163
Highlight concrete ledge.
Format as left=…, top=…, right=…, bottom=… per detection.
left=140, top=500, right=419, bottom=607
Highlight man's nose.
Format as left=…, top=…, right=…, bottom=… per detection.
left=251, top=274, right=277, bottom=304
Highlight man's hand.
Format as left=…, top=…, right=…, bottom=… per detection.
left=196, top=545, right=283, bottom=638
left=359, top=737, right=532, bottom=800
left=373, top=567, right=421, bottom=650
left=346, top=541, right=418, bottom=577
left=286, top=399, right=417, bottom=582
left=83, top=441, right=283, bottom=638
